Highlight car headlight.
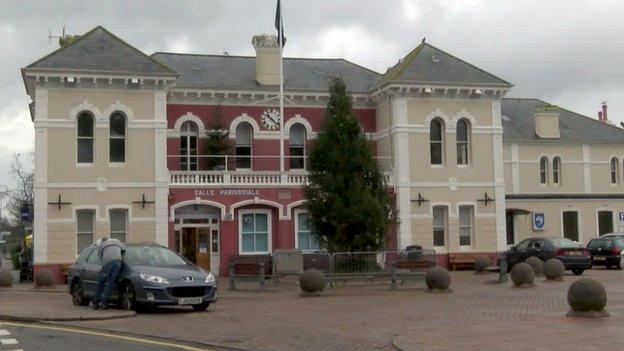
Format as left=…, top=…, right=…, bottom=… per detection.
left=140, top=273, right=169, bottom=284
left=205, top=272, right=216, bottom=283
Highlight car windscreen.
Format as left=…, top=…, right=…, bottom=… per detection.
left=124, top=246, right=187, bottom=267
left=548, top=238, right=579, bottom=248
left=588, top=239, right=613, bottom=249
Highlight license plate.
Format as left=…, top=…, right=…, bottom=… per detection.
left=568, top=251, right=582, bottom=256
left=178, top=297, right=203, bottom=305
left=593, top=256, right=606, bottom=261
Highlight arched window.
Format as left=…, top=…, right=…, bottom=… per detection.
left=539, top=156, right=549, bottom=184
left=235, top=122, right=253, bottom=169
left=289, top=124, right=306, bottom=169
left=430, top=118, right=444, bottom=165
left=552, top=157, right=561, bottom=185
left=456, top=119, right=470, bottom=165
left=77, top=112, right=94, bottom=164
left=109, top=112, right=126, bottom=163
left=180, top=121, right=198, bottom=171
left=611, top=157, right=619, bottom=184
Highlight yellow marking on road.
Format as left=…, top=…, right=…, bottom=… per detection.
left=0, top=322, right=213, bottom=351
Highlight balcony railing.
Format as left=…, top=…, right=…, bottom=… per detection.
left=168, top=155, right=394, bottom=187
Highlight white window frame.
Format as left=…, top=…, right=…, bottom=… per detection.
left=76, top=209, right=95, bottom=256
left=458, top=205, right=474, bottom=247
left=288, top=124, right=307, bottom=170
left=109, top=208, right=128, bottom=243
left=430, top=118, right=445, bottom=167
left=552, top=156, right=561, bottom=185
left=76, top=112, right=95, bottom=167
left=611, top=157, right=619, bottom=185
left=294, top=209, right=321, bottom=251
left=539, top=156, right=549, bottom=185
left=238, top=209, right=272, bottom=255
left=456, top=118, right=471, bottom=167
left=235, top=122, right=253, bottom=170
left=180, top=121, right=199, bottom=171
left=432, top=205, right=448, bottom=249
left=108, top=111, right=127, bottom=166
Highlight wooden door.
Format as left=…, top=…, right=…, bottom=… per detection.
left=195, top=228, right=211, bottom=271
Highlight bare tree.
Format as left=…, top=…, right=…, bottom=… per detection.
left=5, top=153, right=34, bottom=221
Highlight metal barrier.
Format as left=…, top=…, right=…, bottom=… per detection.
left=273, top=249, right=304, bottom=276
left=228, top=249, right=436, bottom=291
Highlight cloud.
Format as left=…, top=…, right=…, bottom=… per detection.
left=1, top=0, right=624, bottom=191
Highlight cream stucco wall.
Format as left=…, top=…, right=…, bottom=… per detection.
left=507, top=199, right=624, bottom=245
left=47, top=90, right=155, bottom=120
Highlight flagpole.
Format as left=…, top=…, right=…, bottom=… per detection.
left=278, top=0, right=285, bottom=174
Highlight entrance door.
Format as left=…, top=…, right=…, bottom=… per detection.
left=182, top=228, right=198, bottom=264
left=562, top=211, right=579, bottom=241
left=196, top=228, right=211, bottom=271
left=598, top=211, right=613, bottom=236
left=181, top=227, right=211, bottom=271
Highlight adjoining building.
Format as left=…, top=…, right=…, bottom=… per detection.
left=21, top=26, right=624, bottom=281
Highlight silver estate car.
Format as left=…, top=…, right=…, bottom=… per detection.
left=68, top=243, right=217, bottom=311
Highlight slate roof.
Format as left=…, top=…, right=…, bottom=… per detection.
left=375, top=42, right=512, bottom=89
left=25, top=26, right=176, bottom=76
left=502, top=98, right=624, bottom=143
left=151, top=53, right=380, bottom=92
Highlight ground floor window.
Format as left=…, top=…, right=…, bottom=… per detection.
left=239, top=210, right=271, bottom=254
left=458, top=205, right=473, bottom=246
left=562, top=211, right=579, bottom=242
left=598, top=211, right=613, bottom=236
left=505, top=212, right=515, bottom=245
left=433, top=206, right=448, bottom=247
left=109, top=209, right=128, bottom=242
left=296, top=210, right=320, bottom=251
left=76, top=209, right=95, bottom=254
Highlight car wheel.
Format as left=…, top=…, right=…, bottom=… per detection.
left=121, top=283, right=139, bottom=311
left=192, top=303, right=210, bottom=311
left=572, top=269, right=584, bottom=276
left=71, top=280, right=90, bottom=306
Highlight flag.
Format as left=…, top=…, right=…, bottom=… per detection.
left=275, top=0, right=286, bottom=47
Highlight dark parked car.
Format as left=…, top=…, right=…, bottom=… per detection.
left=68, top=243, right=217, bottom=311
left=505, top=237, right=591, bottom=275
left=587, top=236, right=624, bottom=269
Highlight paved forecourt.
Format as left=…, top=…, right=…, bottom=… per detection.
left=42, top=269, right=624, bottom=351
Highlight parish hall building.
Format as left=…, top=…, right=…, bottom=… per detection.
left=21, top=26, right=624, bottom=281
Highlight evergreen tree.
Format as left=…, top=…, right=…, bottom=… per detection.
left=203, top=104, right=232, bottom=170
left=304, top=77, right=391, bottom=252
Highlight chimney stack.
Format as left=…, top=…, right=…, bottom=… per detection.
left=598, top=102, right=609, bottom=122
left=252, top=34, right=281, bottom=86
left=534, top=106, right=560, bottom=139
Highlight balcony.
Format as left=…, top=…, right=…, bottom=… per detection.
left=168, top=155, right=394, bottom=187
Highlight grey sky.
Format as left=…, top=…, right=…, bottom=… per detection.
left=1, top=0, right=623, bottom=191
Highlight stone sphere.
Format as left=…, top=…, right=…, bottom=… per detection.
left=510, top=262, right=535, bottom=286
left=299, top=269, right=325, bottom=293
left=525, top=256, right=544, bottom=276
left=473, top=256, right=491, bottom=273
left=425, top=266, right=451, bottom=290
left=34, top=269, right=54, bottom=287
left=543, top=258, right=565, bottom=280
left=567, top=278, right=607, bottom=312
left=0, top=271, right=12, bottom=287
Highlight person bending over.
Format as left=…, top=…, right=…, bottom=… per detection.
left=92, top=237, right=126, bottom=310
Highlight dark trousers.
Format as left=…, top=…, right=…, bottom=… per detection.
left=93, top=260, right=122, bottom=306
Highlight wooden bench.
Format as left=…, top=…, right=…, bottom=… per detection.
left=448, top=252, right=492, bottom=271
left=390, top=261, right=427, bottom=290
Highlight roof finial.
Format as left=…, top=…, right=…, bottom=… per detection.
left=421, top=37, right=426, bottom=44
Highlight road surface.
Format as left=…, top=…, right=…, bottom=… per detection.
left=0, top=322, right=224, bottom=351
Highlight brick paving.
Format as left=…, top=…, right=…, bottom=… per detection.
left=41, top=268, right=622, bottom=350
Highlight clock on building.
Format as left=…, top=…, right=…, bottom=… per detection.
left=261, top=108, right=281, bottom=130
